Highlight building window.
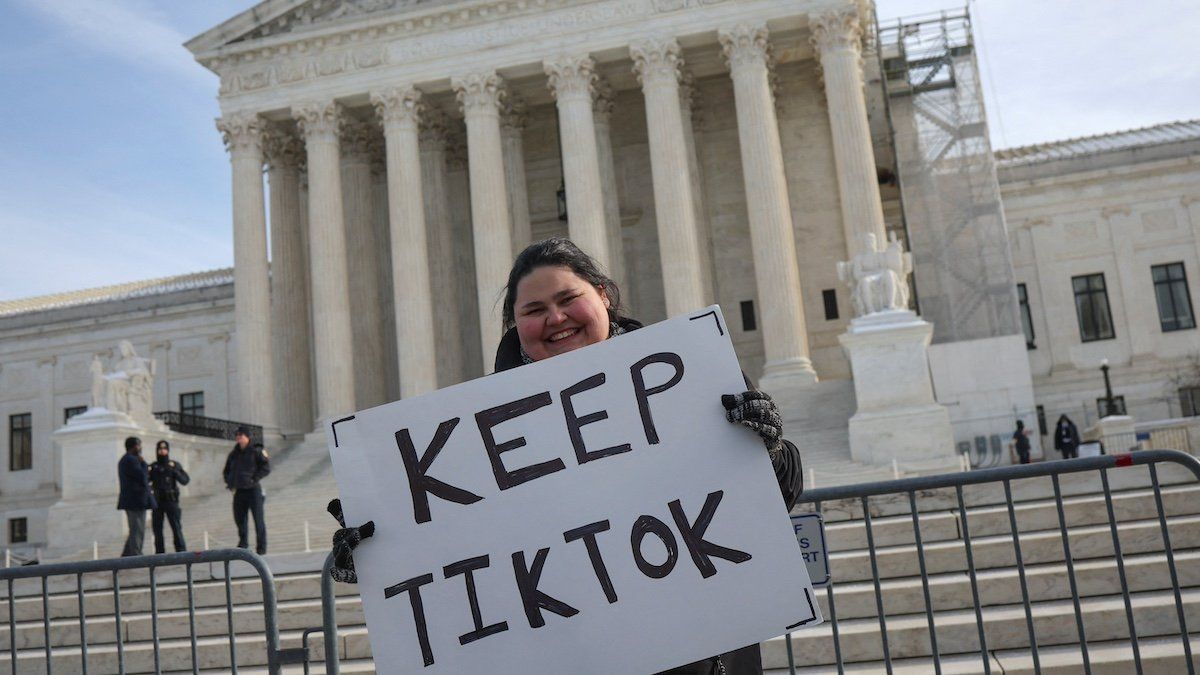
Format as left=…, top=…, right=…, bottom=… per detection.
left=180, top=392, right=205, bottom=418
left=1072, top=273, right=1115, bottom=342
left=8, top=518, right=27, bottom=544
left=1036, top=405, right=1047, bottom=436
left=822, top=289, right=839, bottom=321
left=1152, top=262, right=1195, bottom=332
left=739, top=301, right=757, bottom=332
left=1097, top=395, right=1127, bottom=418
left=1017, top=283, right=1036, bottom=349
left=1181, top=387, right=1200, bottom=417
left=63, top=406, right=87, bottom=424
left=8, top=414, right=32, bottom=472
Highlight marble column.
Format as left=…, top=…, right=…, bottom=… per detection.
left=215, top=112, right=280, bottom=434
left=592, top=78, right=626, bottom=288
left=545, top=54, right=612, bottom=270
left=264, top=128, right=314, bottom=435
left=371, top=142, right=400, bottom=402
left=372, top=86, right=440, bottom=398
left=630, top=37, right=706, bottom=316
left=419, top=108, right=465, bottom=387
left=452, top=72, right=514, bottom=370
left=501, top=95, right=532, bottom=255
left=679, top=70, right=716, bottom=304
left=294, top=101, right=356, bottom=423
left=719, top=24, right=818, bottom=385
left=810, top=9, right=888, bottom=256
left=341, top=119, right=388, bottom=409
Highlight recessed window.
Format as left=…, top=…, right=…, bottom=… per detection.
left=1152, top=263, right=1195, bottom=332
left=1072, top=273, right=1115, bottom=342
left=1181, top=387, right=1200, bottom=417
left=180, top=392, right=205, bottom=419
left=8, top=414, right=31, bottom=472
left=1017, top=283, right=1036, bottom=349
left=8, top=518, right=27, bottom=544
left=740, top=301, right=757, bottom=332
left=1036, top=405, right=1047, bottom=436
left=822, top=289, right=839, bottom=321
left=1097, top=396, right=1127, bottom=418
left=64, top=406, right=87, bottom=424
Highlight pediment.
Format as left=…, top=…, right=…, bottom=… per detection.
left=186, top=0, right=460, bottom=56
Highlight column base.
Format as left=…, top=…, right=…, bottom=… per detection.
left=758, top=357, right=819, bottom=396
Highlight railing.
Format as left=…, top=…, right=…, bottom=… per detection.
left=153, top=411, right=263, bottom=445
left=0, top=549, right=295, bottom=673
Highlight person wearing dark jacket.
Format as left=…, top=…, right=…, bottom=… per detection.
left=1012, top=419, right=1032, bottom=464
left=223, top=426, right=270, bottom=554
left=329, top=238, right=805, bottom=674
left=117, top=436, right=156, bottom=557
left=1053, top=415, right=1080, bottom=459
left=149, top=440, right=190, bottom=553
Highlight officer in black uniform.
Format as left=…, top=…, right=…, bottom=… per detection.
left=148, top=440, right=190, bottom=553
left=223, top=426, right=271, bottom=554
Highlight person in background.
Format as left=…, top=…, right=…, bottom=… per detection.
left=223, top=426, right=270, bottom=555
left=1012, top=419, right=1032, bottom=464
left=328, top=238, right=805, bottom=675
left=117, top=436, right=155, bottom=557
left=148, top=440, right=190, bottom=553
left=1054, top=414, right=1080, bottom=459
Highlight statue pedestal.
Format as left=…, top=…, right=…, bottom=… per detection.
left=839, top=312, right=957, bottom=471
left=45, top=409, right=142, bottom=558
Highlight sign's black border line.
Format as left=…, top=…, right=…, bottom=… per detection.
left=688, top=309, right=724, bottom=336
left=784, top=588, right=820, bottom=629
left=331, top=415, right=356, bottom=447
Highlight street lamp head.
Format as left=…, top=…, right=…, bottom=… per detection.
left=1101, top=358, right=1109, bottom=367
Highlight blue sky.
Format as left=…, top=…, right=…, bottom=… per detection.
left=1, top=0, right=1196, bottom=301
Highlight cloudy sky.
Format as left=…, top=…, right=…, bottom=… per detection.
left=1, top=0, right=1196, bottom=301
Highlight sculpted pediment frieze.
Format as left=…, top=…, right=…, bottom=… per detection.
left=232, top=0, right=452, bottom=44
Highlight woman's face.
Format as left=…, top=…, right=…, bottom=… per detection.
left=514, top=265, right=610, bottom=361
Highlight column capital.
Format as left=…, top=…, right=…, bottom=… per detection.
left=500, top=94, right=527, bottom=134
left=809, top=9, right=863, bottom=58
left=593, top=77, right=615, bottom=119
left=631, top=37, right=684, bottom=88
left=372, top=86, right=424, bottom=129
left=293, top=100, right=345, bottom=142
left=340, top=118, right=377, bottom=163
left=452, top=72, right=506, bottom=118
left=419, top=106, right=449, bottom=147
left=263, top=127, right=305, bottom=170
left=216, top=112, right=265, bottom=155
left=544, top=54, right=596, bottom=103
left=718, top=23, right=771, bottom=71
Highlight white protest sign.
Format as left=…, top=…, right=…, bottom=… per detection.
left=327, top=306, right=821, bottom=674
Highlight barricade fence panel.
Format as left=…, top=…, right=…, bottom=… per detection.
left=0, top=549, right=283, bottom=675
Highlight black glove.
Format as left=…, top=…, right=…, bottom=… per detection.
left=722, top=390, right=784, bottom=459
left=328, top=498, right=375, bottom=584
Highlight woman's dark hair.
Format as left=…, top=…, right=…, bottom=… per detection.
left=502, top=238, right=622, bottom=329
left=156, top=440, right=170, bottom=451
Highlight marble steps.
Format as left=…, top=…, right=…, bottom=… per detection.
left=763, top=634, right=1199, bottom=674
left=761, top=586, right=1200, bottom=667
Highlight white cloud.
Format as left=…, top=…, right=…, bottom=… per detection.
left=14, top=0, right=216, bottom=87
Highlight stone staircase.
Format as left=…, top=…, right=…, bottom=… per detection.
left=4, top=455, right=1197, bottom=673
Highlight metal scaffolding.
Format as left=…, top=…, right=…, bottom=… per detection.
left=879, top=10, right=1021, bottom=343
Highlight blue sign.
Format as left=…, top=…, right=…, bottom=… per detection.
left=790, top=513, right=829, bottom=587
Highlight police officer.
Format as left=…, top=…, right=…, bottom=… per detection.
left=148, top=440, right=190, bottom=553
left=223, top=426, right=270, bottom=554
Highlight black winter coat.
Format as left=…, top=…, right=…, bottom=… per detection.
left=149, top=457, right=191, bottom=504
left=117, top=453, right=156, bottom=511
left=223, top=443, right=270, bottom=490
left=1053, top=416, right=1080, bottom=455
left=495, top=316, right=805, bottom=675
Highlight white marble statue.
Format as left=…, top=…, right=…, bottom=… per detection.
left=837, top=232, right=913, bottom=316
left=90, top=342, right=156, bottom=422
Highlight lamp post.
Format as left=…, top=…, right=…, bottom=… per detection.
left=1100, top=358, right=1117, bottom=418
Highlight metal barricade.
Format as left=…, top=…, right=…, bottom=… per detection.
left=0, top=549, right=284, bottom=674
left=782, top=449, right=1200, bottom=674
left=311, top=450, right=1200, bottom=674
